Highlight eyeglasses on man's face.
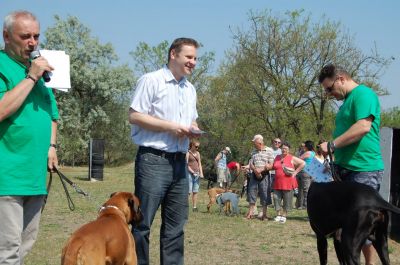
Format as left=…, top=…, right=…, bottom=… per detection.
left=273, top=140, right=281, bottom=144
left=325, top=77, right=338, bottom=93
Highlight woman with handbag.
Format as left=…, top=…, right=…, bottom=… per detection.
left=266, top=141, right=305, bottom=223
left=186, top=139, right=204, bottom=212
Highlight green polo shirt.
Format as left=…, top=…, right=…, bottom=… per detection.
left=333, top=84, right=384, bottom=172
left=0, top=50, right=59, bottom=195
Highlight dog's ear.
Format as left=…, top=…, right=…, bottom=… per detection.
left=128, top=197, right=140, bottom=215
left=128, top=195, right=143, bottom=225
left=110, top=192, right=117, bottom=198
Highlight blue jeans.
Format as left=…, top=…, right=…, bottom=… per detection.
left=188, top=172, right=200, bottom=193
left=132, top=148, right=189, bottom=265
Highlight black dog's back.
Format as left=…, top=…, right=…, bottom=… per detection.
left=308, top=181, right=400, bottom=236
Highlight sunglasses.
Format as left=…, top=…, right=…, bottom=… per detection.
left=273, top=141, right=281, bottom=144
left=325, top=77, right=338, bottom=93
left=195, top=145, right=200, bottom=149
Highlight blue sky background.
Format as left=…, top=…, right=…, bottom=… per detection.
left=1, top=0, right=398, bottom=109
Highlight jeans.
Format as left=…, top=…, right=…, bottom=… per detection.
left=334, top=164, right=383, bottom=191
left=247, top=173, right=271, bottom=206
left=188, top=172, right=200, bottom=193
left=132, top=148, right=189, bottom=265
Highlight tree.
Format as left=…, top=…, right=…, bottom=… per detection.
left=130, top=40, right=215, bottom=91
left=382, top=107, right=400, bottom=128
left=43, top=16, right=135, bottom=165
left=202, top=9, right=391, bottom=160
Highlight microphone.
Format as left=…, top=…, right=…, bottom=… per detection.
left=29, top=50, right=51, bottom=82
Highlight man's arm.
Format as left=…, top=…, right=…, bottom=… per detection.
left=0, top=78, right=35, bottom=121
left=129, top=108, right=191, bottom=137
left=47, top=120, right=58, bottom=171
left=320, top=116, right=373, bottom=153
left=0, top=57, right=54, bottom=121
left=333, top=116, right=373, bottom=148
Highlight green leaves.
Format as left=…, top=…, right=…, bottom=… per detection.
left=43, top=15, right=135, bottom=165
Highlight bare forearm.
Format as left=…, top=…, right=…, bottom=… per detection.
left=50, top=121, right=57, bottom=144
left=334, top=118, right=372, bottom=148
left=0, top=79, right=35, bottom=121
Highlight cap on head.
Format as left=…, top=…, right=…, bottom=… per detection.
left=225, top=147, right=231, bottom=153
left=252, top=134, right=263, bottom=142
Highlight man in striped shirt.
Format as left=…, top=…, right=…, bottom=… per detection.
left=246, top=134, right=274, bottom=220
left=128, top=38, right=202, bottom=265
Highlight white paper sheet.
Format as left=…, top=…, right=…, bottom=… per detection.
left=40, top=50, right=71, bottom=92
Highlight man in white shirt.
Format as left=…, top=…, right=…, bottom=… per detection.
left=128, top=38, right=201, bottom=265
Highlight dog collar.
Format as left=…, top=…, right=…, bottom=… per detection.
left=98, top=205, right=121, bottom=214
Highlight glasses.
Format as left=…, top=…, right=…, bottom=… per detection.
left=325, top=77, right=338, bottom=93
left=273, top=141, right=281, bottom=144
left=195, top=145, right=200, bottom=149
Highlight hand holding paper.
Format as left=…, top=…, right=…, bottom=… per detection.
left=40, top=50, right=71, bottom=92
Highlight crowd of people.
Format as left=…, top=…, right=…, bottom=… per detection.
left=190, top=135, right=326, bottom=224
left=0, top=9, right=385, bottom=265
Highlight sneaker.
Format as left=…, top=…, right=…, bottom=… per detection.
left=279, top=216, right=287, bottom=223
left=274, top=215, right=282, bottom=222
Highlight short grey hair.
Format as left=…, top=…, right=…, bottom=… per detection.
left=3, top=10, right=38, bottom=33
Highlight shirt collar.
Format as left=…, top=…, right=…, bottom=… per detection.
left=162, top=65, right=187, bottom=86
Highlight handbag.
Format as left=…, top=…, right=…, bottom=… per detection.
left=282, top=165, right=295, bottom=176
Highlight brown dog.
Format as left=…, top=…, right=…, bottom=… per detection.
left=207, top=187, right=235, bottom=214
left=61, top=192, right=143, bottom=265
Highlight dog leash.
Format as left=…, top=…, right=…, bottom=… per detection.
left=42, top=167, right=89, bottom=212
left=327, top=142, right=341, bottom=182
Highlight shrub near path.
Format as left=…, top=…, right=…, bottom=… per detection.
left=25, top=165, right=400, bottom=265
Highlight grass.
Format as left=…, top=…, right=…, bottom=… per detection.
left=25, top=165, right=400, bottom=265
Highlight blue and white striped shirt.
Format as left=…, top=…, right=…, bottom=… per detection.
left=130, top=65, right=198, bottom=152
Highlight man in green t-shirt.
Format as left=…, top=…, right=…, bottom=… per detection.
left=318, top=64, right=383, bottom=265
left=0, top=10, right=59, bottom=264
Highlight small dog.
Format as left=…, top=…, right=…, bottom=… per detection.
left=207, top=187, right=227, bottom=213
left=61, top=192, right=143, bottom=265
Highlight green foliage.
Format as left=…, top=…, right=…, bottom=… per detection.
left=197, top=9, right=391, bottom=165
left=382, top=107, right=400, bottom=128
left=43, top=16, right=135, bottom=165
left=129, top=40, right=215, bottom=91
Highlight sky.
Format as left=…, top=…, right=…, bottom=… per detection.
left=1, top=0, right=399, bottom=109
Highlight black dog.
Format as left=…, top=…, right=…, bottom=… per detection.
left=307, top=181, right=400, bottom=265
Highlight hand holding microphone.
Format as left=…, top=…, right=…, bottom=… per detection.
left=29, top=50, right=54, bottom=82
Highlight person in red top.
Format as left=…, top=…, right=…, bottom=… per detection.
left=227, top=161, right=240, bottom=187
left=266, top=141, right=305, bottom=223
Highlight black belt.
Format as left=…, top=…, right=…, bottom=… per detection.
left=138, top=146, right=186, bottom=160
